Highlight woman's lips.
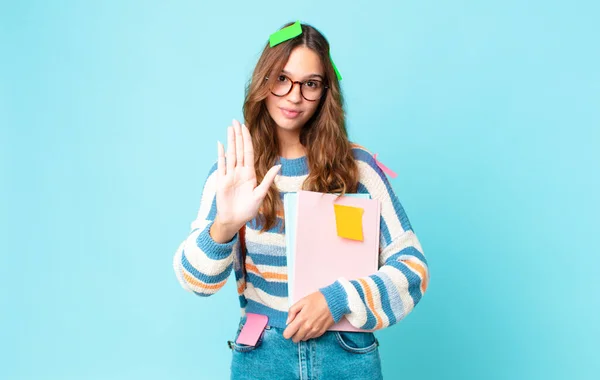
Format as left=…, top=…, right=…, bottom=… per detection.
left=280, top=107, right=301, bottom=119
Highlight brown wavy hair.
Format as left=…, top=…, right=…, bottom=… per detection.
left=243, top=22, right=359, bottom=232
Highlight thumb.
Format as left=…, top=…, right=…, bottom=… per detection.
left=254, top=165, right=282, bottom=199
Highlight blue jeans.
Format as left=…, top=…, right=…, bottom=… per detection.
left=228, top=319, right=383, bottom=380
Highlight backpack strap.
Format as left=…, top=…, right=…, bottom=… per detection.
left=239, top=225, right=247, bottom=279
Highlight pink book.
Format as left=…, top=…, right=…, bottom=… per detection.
left=291, top=190, right=380, bottom=332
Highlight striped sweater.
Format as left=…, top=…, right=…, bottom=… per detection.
left=172, top=145, right=429, bottom=330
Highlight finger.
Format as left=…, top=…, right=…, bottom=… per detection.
left=283, top=318, right=301, bottom=340
left=286, top=302, right=303, bottom=325
left=303, top=330, right=316, bottom=341
left=217, top=141, right=226, bottom=177
left=293, top=324, right=309, bottom=343
left=226, top=126, right=235, bottom=174
left=308, top=329, right=326, bottom=341
left=241, top=123, right=254, bottom=168
left=233, top=119, right=244, bottom=167
left=254, top=164, right=282, bottom=199
left=305, top=323, right=326, bottom=341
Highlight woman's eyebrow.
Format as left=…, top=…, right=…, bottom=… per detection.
left=281, top=70, right=324, bottom=80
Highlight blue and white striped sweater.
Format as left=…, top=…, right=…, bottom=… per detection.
left=173, top=145, right=429, bottom=329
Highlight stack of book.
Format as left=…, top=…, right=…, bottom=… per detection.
left=283, top=190, right=381, bottom=332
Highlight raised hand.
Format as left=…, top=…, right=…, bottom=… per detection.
left=210, top=119, right=281, bottom=243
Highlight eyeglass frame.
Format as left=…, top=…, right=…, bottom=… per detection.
left=264, top=74, right=329, bottom=102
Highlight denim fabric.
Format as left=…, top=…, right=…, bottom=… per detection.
left=228, top=319, right=383, bottom=380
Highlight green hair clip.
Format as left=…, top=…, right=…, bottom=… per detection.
left=269, top=21, right=342, bottom=81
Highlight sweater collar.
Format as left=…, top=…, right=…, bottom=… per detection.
left=276, top=155, right=309, bottom=176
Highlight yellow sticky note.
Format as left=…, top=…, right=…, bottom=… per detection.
left=333, top=204, right=364, bottom=241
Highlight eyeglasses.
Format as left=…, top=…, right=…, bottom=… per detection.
left=265, top=74, right=329, bottom=101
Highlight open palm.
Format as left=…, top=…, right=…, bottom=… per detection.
left=215, top=119, right=281, bottom=230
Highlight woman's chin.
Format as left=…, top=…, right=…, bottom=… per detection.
left=274, top=118, right=303, bottom=132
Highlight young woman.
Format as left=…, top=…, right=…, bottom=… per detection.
left=173, top=21, right=429, bottom=380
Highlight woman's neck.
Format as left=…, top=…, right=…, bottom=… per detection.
left=277, top=128, right=306, bottom=159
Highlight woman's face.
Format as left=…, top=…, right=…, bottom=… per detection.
left=265, top=46, right=325, bottom=134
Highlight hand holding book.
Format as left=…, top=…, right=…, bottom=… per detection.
left=283, top=291, right=335, bottom=343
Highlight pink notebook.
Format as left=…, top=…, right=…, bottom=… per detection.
left=291, top=190, right=380, bottom=332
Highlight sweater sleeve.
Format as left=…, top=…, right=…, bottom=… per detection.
left=319, top=150, right=429, bottom=329
left=172, top=162, right=239, bottom=296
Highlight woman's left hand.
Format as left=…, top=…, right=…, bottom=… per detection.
left=283, top=291, right=335, bottom=343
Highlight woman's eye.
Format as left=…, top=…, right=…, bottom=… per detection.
left=306, top=81, right=319, bottom=88
left=277, top=75, right=286, bottom=82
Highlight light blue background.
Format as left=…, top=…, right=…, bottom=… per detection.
left=1, top=1, right=598, bottom=379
